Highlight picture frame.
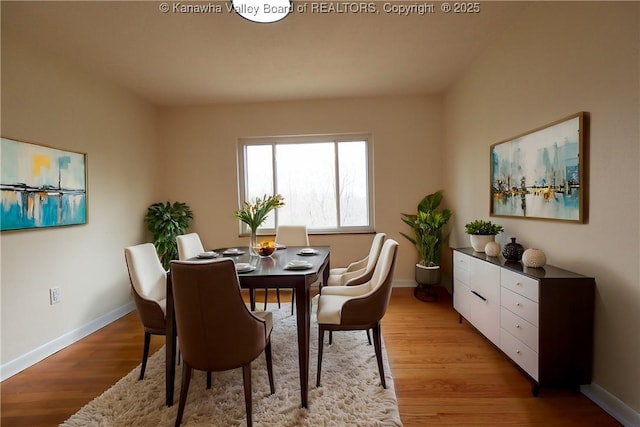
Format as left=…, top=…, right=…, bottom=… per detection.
left=1, top=137, right=88, bottom=231
left=490, top=112, right=588, bottom=223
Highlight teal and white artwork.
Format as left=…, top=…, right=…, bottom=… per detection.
left=1, top=137, right=87, bottom=231
left=490, top=113, right=586, bottom=223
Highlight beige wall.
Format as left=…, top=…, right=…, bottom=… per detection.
left=1, top=36, right=160, bottom=366
left=158, top=96, right=443, bottom=283
left=444, top=2, right=639, bottom=419
left=2, top=1, right=638, bottom=423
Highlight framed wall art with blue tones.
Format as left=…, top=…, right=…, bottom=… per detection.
left=490, top=112, right=587, bottom=223
left=1, top=137, right=87, bottom=231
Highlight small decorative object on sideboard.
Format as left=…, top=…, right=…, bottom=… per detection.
left=464, top=219, right=504, bottom=252
left=502, top=237, right=525, bottom=261
left=522, top=248, right=547, bottom=268
left=484, top=241, right=501, bottom=257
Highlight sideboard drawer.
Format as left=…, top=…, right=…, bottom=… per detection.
left=454, top=281, right=500, bottom=346
left=501, top=307, right=539, bottom=352
left=501, top=269, right=539, bottom=302
left=453, top=252, right=470, bottom=285
left=501, top=329, right=539, bottom=381
left=454, top=265, right=470, bottom=286
left=501, top=287, right=539, bottom=327
left=453, top=250, right=470, bottom=272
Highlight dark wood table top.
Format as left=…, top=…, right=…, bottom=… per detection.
left=208, top=246, right=330, bottom=286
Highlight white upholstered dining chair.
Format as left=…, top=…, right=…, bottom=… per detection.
left=124, top=243, right=167, bottom=380
left=176, top=232, right=205, bottom=260
left=267, top=225, right=311, bottom=313
left=316, top=239, right=399, bottom=389
left=327, top=232, right=386, bottom=287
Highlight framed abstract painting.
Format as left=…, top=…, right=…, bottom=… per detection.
left=1, top=137, right=87, bottom=231
left=490, top=112, right=588, bottom=223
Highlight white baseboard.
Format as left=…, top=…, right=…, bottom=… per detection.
left=581, top=383, right=640, bottom=427
left=392, top=279, right=417, bottom=288
left=0, top=301, right=135, bottom=382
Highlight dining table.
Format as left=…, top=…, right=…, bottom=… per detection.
left=164, top=245, right=330, bottom=409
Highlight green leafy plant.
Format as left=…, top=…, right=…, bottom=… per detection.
left=464, top=219, right=504, bottom=235
left=233, top=194, right=285, bottom=232
left=400, top=190, right=453, bottom=267
left=144, top=201, right=194, bottom=269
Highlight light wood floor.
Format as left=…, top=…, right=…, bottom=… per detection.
left=1, top=288, right=620, bottom=426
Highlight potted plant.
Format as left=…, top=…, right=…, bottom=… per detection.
left=144, top=201, right=194, bottom=269
left=234, top=194, right=285, bottom=256
left=464, top=219, right=504, bottom=252
left=401, top=190, right=453, bottom=299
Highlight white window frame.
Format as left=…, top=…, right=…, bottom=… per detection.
left=237, top=133, right=375, bottom=235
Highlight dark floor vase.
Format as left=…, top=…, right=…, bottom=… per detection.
left=414, top=264, right=441, bottom=302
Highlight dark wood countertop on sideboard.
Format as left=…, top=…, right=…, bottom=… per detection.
left=454, top=247, right=594, bottom=281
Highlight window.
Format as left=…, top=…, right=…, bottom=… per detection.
left=237, top=133, right=373, bottom=234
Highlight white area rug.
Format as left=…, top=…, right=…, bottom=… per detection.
left=61, top=300, right=402, bottom=426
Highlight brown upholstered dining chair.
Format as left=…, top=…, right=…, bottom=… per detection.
left=170, top=258, right=275, bottom=427
left=316, top=239, right=399, bottom=389
left=124, top=243, right=167, bottom=380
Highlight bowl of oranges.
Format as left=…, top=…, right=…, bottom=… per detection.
left=256, top=240, right=276, bottom=257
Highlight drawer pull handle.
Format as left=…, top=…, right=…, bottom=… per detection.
left=516, top=350, right=521, bottom=355
left=516, top=302, right=523, bottom=307
left=471, top=290, right=487, bottom=302
left=516, top=282, right=523, bottom=287
left=516, top=324, right=521, bottom=329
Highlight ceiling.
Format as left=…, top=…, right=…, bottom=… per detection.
left=2, top=1, right=527, bottom=107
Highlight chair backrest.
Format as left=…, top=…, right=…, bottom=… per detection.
left=365, top=233, right=386, bottom=270
left=275, top=225, right=309, bottom=246
left=176, top=233, right=205, bottom=260
left=341, top=239, right=399, bottom=325
left=124, top=243, right=166, bottom=302
left=342, top=232, right=387, bottom=287
left=170, top=259, right=268, bottom=371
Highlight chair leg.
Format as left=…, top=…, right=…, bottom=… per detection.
left=372, top=322, right=387, bottom=389
left=265, top=339, right=275, bottom=394
left=242, top=363, right=253, bottom=427
left=263, top=288, right=269, bottom=311
left=291, top=288, right=295, bottom=315
left=139, top=331, right=151, bottom=380
left=250, top=288, right=256, bottom=311
left=329, top=330, right=333, bottom=345
left=366, top=329, right=372, bottom=345
left=175, top=364, right=192, bottom=427
left=316, top=326, right=325, bottom=387
left=276, top=288, right=281, bottom=308
left=206, top=371, right=212, bottom=389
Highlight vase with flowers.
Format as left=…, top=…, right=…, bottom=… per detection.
left=234, top=194, right=285, bottom=256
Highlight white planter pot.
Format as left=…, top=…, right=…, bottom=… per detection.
left=469, top=235, right=495, bottom=252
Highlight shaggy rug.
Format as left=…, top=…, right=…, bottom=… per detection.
left=61, top=301, right=402, bottom=426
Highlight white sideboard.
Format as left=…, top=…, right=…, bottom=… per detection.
left=453, top=248, right=595, bottom=395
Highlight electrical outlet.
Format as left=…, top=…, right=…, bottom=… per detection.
left=50, top=287, right=61, bottom=305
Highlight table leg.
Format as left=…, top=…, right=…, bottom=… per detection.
left=166, top=274, right=176, bottom=407
left=295, top=282, right=310, bottom=408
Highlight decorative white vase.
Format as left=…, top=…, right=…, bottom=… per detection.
left=469, top=235, right=495, bottom=252
left=485, top=241, right=501, bottom=257
left=522, top=248, right=547, bottom=267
